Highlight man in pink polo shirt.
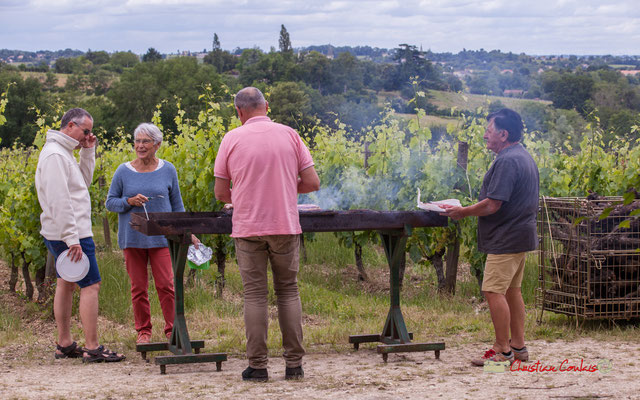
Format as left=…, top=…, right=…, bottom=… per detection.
left=214, top=87, right=320, bottom=382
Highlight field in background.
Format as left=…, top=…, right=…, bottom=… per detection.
left=378, top=89, right=552, bottom=130
left=425, top=89, right=551, bottom=112
left=19, top=71, right=68, bottom=87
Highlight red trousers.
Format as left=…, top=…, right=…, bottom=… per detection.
left=123, top=247, right=175, bottom=336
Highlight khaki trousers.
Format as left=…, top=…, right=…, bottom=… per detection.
left=234, top=235, right=305, bottom=369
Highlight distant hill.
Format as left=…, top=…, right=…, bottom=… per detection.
left=0, top=49, right=84, bottom=65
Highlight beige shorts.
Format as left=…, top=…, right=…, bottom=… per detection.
left=481, top=252, right=527, bottom=294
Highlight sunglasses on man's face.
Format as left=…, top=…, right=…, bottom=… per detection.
left=72, top=121, right=91, bottom=136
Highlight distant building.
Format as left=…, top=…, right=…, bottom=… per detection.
left=620, top=70, right=640, bottom=76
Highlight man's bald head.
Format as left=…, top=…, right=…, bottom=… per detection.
left=234, top=87, right=266, bottom=111
left=234, top=87, right=269, bottom=124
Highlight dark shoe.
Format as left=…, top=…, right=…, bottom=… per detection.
left=509, top=339, right=529, bottom=362
left=54, top=341, right=83, bottom=359
left=82, top=345, right=126, bottom=363
left=285, top=366, right=304, bottom=380
left=511, top=345, right=529, bottom=362
left=242, top=366, right=268, bottom=382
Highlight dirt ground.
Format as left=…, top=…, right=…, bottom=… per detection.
left=0, top=312, right=638, bottom=400
left=1, top=266, right=639, bottom=399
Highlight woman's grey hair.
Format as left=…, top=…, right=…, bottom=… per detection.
left=234, top=87, right=266, bottom=110
left=134, top=123, right=163, bottom=144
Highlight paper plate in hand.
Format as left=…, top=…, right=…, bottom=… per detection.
left=56, top=249, right=90, bottom=282
left=416, top=188, right=462, bottom=212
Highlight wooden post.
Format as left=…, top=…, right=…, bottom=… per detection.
left=429, top=250, right=446, bottom=291
left=35, top=262, right=46, bottom=303
left=22, top=257, right=34, bottom=300
left=45, top=251, right=56, bottom=281
left=444, top=141, right=469, bottom=295
left=215, top=236, right=226, bottom=298
left=354, top=242, right=368, bottom=281
left=363, top=141, right=371, bottom=169
left=8, top=254, right=18, bottom=292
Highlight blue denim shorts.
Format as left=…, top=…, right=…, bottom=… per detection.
left=43, top=237, right=101, bottom=288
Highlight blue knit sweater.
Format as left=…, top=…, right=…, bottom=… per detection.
left=105, top=160, right=185, bottom=249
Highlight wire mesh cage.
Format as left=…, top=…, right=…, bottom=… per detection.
left=537, top=196, right=640, bottom=320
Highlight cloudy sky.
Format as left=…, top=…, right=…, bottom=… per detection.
left=1, top=0, right=639, bottom=55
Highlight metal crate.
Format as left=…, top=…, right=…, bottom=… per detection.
left=537, top=196, right=640, bottom=320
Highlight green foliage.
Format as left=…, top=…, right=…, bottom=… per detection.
left=85, top=50, right=110, bottom=65
left=0, top=75, right=52, bottom=146
left=54, top=57, right=86, bottom=74
left=1, top=82, right=639, bottom=295
left=108, top=51, right=140, bottom=72
left=267, top=81, right=313, bottom=130
left=106, top=57, right=227, bottom=133
left=0, top=114, right=51, bottom=273
left=142, top=47, right=162, bottom=63
left=0, top=85, right=9, bottom=128
left=542, top=71, right=595, bottom=112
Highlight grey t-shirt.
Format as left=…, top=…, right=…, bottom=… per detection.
left=477, top=143, right=539, bottom=254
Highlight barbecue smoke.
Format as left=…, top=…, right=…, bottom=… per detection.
left=299, top=144, right=451, bottom=211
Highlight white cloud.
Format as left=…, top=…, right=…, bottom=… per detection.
left=1, top=0, right=639, bottom=54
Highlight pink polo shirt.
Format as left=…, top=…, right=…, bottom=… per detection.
left=214, top=116, right=314, bottom=238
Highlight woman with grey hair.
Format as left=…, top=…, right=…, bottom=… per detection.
left=106, top=122, right=199, bottom=344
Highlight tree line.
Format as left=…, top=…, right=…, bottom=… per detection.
left=1, top=25, right=639, bottom=148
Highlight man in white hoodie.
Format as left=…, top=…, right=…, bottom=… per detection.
left=35, top=108, right=124, bottom=362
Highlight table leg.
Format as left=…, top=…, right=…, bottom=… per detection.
left=134, top=232, right=227, bottom=374
left=348, top=228, right=445, bottom=361
left=379, top=231, right=411, bottom=344
left=168, top=234, right=193, bottom=354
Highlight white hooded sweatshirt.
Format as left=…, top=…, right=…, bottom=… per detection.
left=35, top=129, right=95, bottom=246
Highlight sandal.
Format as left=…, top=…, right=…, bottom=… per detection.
left=82, top=345, right=126, bottom=363
left=54, top=341, right=84, bottom=359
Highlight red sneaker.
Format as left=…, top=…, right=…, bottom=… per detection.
left=471, top=348, right=514, bottom=366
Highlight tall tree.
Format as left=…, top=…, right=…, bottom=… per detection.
left=142, top=47, right=162, bottom=62
left=212, top=33, right=221, bottom=52
left=279, top=24, right=292, bottom=54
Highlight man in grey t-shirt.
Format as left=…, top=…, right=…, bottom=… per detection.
left=441, top=108, right=539, bottom=367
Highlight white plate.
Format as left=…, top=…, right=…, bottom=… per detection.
left=416, top=189, right=461, bottom=212
left=56, top=249, right=90, bottom=282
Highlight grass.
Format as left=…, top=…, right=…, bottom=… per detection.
left=608, top=64, right=636, bottom=70
left=0, top=300, right=22, bottom=346
left=2, top=229, right=639, bottom=356
left=424, top=89, right=551, bottom=112
left=378, top=89, right=551, bottom=114
left=378, top=89, right=552, bottom=133
left=93, top=231, right=639, bottom=355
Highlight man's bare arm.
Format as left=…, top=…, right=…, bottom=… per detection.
left=298, top=166, right=320, bottom=194
left=440, top=198, right=502, bottom=220
left=214, top=177, right=232, bottom=204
